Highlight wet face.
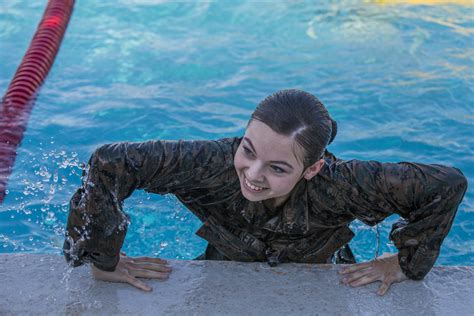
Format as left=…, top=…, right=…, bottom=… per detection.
left=234, top=120, right=323, bottom=208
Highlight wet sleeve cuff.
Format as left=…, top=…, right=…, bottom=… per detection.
left=89, top=252, right=120, bottom=271
left=63, top=235, right=122, bottom=272
left=397, top=246, right=434, bottom=280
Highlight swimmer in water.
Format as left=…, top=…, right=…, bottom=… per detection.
left=63, top=89, right=467, bottom=295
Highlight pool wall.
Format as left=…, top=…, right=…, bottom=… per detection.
left=1, top=254, right=472, bottom=315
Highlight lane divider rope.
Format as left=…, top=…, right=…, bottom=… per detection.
left=0, top=0, right=75, bottom=204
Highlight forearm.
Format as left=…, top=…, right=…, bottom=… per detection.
left=346, top=159, right=468, bottom=280
left=389, top=166, right=468, bottom=280
left=62, top=138, right=233, bottom=270
left=63, top=143, right=141, bottom=271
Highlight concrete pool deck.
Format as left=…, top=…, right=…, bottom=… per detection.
left=0, top=254, right=472, bottom=315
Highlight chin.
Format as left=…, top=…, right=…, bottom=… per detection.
left=242, top=191, right=265, bottom=202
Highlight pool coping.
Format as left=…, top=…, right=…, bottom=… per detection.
left=1, top=254, right=473, bottom=315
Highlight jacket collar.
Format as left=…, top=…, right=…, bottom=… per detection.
left=240, top=179, right=310, bottom=235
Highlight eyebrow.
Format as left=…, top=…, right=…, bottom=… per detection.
left=243, top=137, right=295, bottom=170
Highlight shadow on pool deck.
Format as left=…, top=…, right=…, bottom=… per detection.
left=0, top=254, right=472, bottom=315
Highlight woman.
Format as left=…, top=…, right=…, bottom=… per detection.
left=63, top=89, right=467, bottom=295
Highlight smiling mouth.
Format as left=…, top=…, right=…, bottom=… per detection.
left=243, top=176, right=268, bottom=192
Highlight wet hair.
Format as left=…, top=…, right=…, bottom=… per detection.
left=250, top=89, right=337, bottom=168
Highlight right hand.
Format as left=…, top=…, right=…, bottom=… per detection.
left=91, top=253, right=172, bottom=291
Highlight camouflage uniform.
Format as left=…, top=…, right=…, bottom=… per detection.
left=63, top=137, right=467, bottom=280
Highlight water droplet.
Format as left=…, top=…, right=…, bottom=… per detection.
left=45, top=212, right=56, bottom=225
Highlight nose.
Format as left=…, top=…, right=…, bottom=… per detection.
left=246, top=162, right=265, bottom=183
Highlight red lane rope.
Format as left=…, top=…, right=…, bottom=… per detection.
left=0, top=0, right=75, bottom=204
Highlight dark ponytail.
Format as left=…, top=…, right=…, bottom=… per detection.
left=250, top=89, right=337, bottom=168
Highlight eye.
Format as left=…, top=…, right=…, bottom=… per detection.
left=271, top=165, right=286, bottom=174
left=242, top=146, right=254, bottom=157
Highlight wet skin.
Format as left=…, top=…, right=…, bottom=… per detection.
left=339, top=253, right=409, bottom=296
left=91, top=253, right=172, bottom=292
left=233, top=119, right=324, bottom=209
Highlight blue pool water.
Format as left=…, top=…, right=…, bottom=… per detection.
left=0, top=0, right=472, bottom=265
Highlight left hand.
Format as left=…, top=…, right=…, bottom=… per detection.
left=338, top=252, right=408, bottom=296
left=91, top=252, right=172, bottom=292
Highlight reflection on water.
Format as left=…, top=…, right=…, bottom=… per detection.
left=372, top=0, right=473, bottom=5
left=0, top=0, right=472, bottom=264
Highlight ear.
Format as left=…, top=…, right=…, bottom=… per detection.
left=303, top=159, right=324, bottom=180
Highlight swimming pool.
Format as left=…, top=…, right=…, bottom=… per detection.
left=1, top=0, right=472, bottom=265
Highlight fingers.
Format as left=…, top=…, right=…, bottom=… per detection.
left=339, top=254, right=404, bottom=296
left=347, top=272, right=379, bottom=287
left=131, top=262, right=172, bottom=273
left=340, top=268, right=375, bottom=285
left=124, top=256, right=172, bottom=274
left=344, top=273, right=393, bottom=295
left=339, top=261, right=372, bottom=275
left=129, top=267, right=171, bottom=280
left=132, top=256, right=168, bottom=265
left=377, top=281, right=391, bottom=296
left=125, top=275, right=152, bottom=292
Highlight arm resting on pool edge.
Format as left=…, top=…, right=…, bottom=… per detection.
left=388, top=165, right=468, bottom=280
left=347, top=161, right=468, bottom=280
left=63, top=139, right=235, bottom=271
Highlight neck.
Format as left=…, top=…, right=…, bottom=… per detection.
left=263, top=193, right=291, bottom=210
left=265, top=173, right=307, bottom=209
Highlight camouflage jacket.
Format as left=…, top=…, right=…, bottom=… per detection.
left=63, top=137, right=467, bottom=280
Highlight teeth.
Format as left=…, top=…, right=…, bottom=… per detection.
left=244, top=176, right=265, bottom=192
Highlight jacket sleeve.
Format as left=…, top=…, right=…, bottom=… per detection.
left=342, top=160, right=468, bottom=280
left=63, top=139, right=235, bottom=271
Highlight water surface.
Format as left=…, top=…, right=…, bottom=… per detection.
left=0, top=0, right=472, bottom=264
